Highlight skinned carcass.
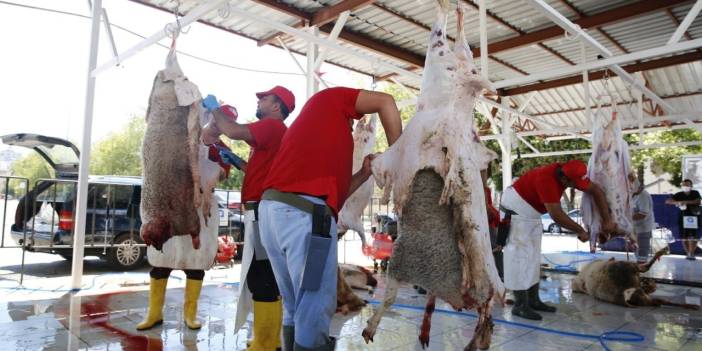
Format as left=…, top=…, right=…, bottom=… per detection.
left=363, top=3, right=504, bottom=350
left=572, top=248, right=700, bottom=310
left=338, top=115, right=377, bottom=247
left=582, top=104, right=636, bottom=253
left=141, top=48, right=215, bottom=252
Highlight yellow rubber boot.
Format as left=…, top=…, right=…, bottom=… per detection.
left=136, top=278, right=168, bottom=330
left=184, top=278, right=203, bottom=330
left=247, top=299, right=283, bottom=351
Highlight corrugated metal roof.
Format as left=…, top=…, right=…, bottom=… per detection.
left=132, top=0, right=702, bottom=135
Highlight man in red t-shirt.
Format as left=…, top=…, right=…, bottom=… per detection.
left=258, top=87, right=401, bottom=350
left=201, top=86, right=294, bottom=351
left=500, top=159, right=615, bottom=321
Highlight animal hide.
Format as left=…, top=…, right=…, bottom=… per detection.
left=141, top=48, right=217, bottom=253
left=581, top=104, right=636, bottom=252
left=337, top=116, right=377, bottom=247
left=363, top=3, right=504, bottom=350
left=573, top=248, right=699, bottom=310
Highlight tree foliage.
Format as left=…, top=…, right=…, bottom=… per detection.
left=629, top=129, right=702, bottom=187
left=90, top=115, right=145, bottom=176
left=374, top=82, right=416, bottom=152
left=9, top=152, right=54, bottom=196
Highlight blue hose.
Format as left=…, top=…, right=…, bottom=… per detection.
left=367, top=300, right=644, bottom=351
left=542, top=251, right=600, bottom=271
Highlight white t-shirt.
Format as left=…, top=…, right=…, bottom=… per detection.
left=633, top=190, right=655, bottom=233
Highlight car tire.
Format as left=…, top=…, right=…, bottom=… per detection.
left=548, top=224, right=561, bottom=235
left=107, top=234, right=145, bottom=270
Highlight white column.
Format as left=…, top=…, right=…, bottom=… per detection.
left=306, top=26, right=320, bottom=99
left=581, top=42, right=591, bottom=125
left=479, top=0, right=489, bottom=78
left=637, top=84, right=644, bottom=145
left=71, top=0, right=101, bottom=290
left=500, top=99, right=513, bottom=190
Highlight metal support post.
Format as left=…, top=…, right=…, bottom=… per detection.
left=71, top=0, right=102, bottom=290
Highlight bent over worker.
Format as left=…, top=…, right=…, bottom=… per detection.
left=258, top=87, right=402, bottom=350
left=500, top=159, right=616, bottom=321
left=201, top=86, right=295, bottom=351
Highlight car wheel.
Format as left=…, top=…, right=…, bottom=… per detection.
left=107, top=234, right=145, bottom=270
left=549, top=224, right=561, bottom=234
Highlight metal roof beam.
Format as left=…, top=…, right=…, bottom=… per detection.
left=516, top=140, right=702, bottom=158
left=502, top=51, right=702, bottom=95
left=525, top=0, right=676, bottom=116
left=496, top=39, right=702, bottom=89
left=668, top=0, right=702, bottom=44
left=472, top=0, right=692, bottom=58
left=311, top=0, right=376, bottom=26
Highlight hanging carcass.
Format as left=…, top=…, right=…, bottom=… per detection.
left=338, top=115, right=377, bottom=247
left=363, top=3, right=504, bottom=350
left=141, top=48, right=219, bottom=253
left=572, top=248, right=700, bottom=310
left=581, top=100, right=636, bottom=253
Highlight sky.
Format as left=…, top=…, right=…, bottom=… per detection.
left=0, top=0, right=370, bottom=154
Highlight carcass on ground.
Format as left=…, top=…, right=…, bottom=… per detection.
left=573, top=248, right=700, bottom=310
left=581, top=104, right=636, bottom=252
left=336, top=264, right=377, bottom=315
left=363, top=2, right=504, bottom=350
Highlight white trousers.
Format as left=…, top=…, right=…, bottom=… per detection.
left=501, top=187, right=544, bottom=291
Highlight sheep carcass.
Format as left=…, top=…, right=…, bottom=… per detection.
left=336, top=264, right=378, bottom=315
left=581, top=106, right=636, bottom=252
left=141, top=50, right=216, bottom=251
left=363, top=4, right=504, bottom=350
left=573, top=248, right=700, bottom=310
left=338, top=115, right=377, bottom=248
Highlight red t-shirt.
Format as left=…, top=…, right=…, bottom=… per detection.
left=512, top=162, right=591, bottom=214
left=263, top=87, right=364, bottom=214
left=241, top=118, right=287, bottom=202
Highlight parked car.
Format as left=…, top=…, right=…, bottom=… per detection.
left=541, top=209, right=583, bottom=234
left=3, top=133, right=244, bottom=269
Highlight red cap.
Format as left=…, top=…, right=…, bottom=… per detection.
left=256, top=86, right=295, bottom=113
left=561, top=159, right=590, bottom=190
left=220, top=104, right=238, bottom=121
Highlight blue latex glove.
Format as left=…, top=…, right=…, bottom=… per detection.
left=219, top=148, right=245, bottom=170
left=202, top=94, right=220, bottom=112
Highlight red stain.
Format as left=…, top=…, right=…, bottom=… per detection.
left=56, top=292, right=163, bottom=351
left=592, top=312, right=607, bottom=316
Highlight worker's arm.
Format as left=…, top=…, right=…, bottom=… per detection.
left=355, top=90, right=402, bottom=146
left=584, top=182, right=617, bottom=233
left=545, top=203, right=588, bottom=242
left=349, top=154, right=376, bottom=196
left=210, top=109, right=254, bottom=144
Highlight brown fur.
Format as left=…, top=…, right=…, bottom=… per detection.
left=336, top=266, right=368, bottom=315
left=573, top=248, right=700, bottom=310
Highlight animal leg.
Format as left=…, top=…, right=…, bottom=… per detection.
left=419, top=294, right=436, bottom=348
left=362, top=277, right=400, bottom=343
left=638, top=247, right=669, bottom=273
left=187, top=102, right=203, bottom=212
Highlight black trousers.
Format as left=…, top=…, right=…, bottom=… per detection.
left=247, top=251, right=280, bottom=302
left=150, top=266, right=205, bottom=280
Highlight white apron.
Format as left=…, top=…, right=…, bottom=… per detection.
left=234, top=209, right=257, bottom=332
left=501, top=186, right=544, bottom=291
left=146, top=197, right=219, bottom=270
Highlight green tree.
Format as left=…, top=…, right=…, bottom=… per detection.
left=90, top=115, right=145, bottom=176
left=374, top=82, right=416, bottom=152
left=216, top=139, right=248, bottom=190
left=630, top=129, right=702, bottom=187
left=9, top=152, right=54, bottom=195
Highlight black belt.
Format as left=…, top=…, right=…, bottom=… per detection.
left=245, top=201, right=259, bottom=221
left=262, top=189, right=333, bottom=237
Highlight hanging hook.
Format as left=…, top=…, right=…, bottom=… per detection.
left=164, top=1, right=190, bottom=41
